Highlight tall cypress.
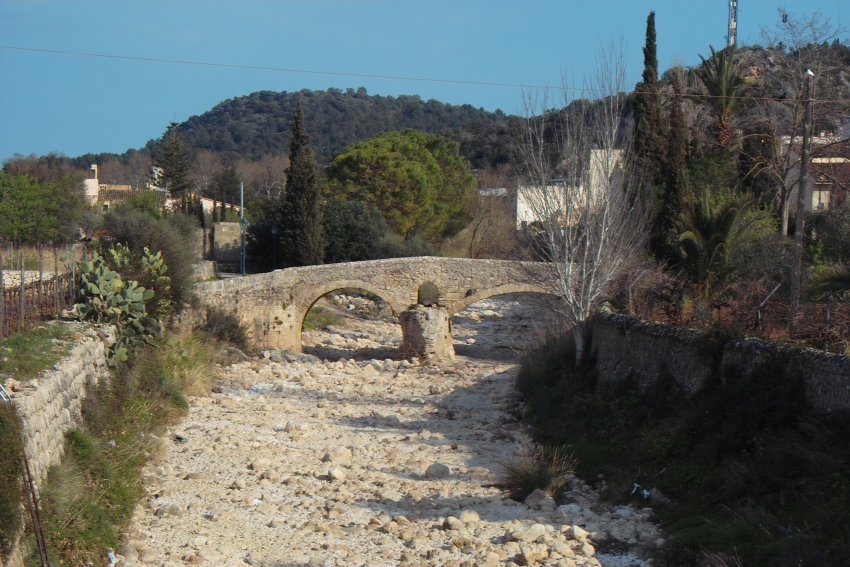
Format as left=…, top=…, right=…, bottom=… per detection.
left=277, top=103, right=324, bottom=267
left=653, top=66, right=689, bottom=260
left=154, top=122, right=194, bottom=211
left=634, top=11, right=667, bottom=187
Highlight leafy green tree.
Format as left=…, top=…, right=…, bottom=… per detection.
left=324, top=130, right=475, bottom=240
left=0, top=172, right=84, bottom=244
left=277, top=103, right=324, bottom=267
left=322, top=198, right=385, bottom=263
left=154, top=122, right=194, bottom=211
left=634, top=11, right=667, bottom=186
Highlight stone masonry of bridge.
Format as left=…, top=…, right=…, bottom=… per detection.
left=194, top=257, right=555, bottom=356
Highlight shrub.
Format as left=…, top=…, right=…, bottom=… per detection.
left=499, top=445, right=576, bottom=502
left=302, top=306, right=342, bottom=331
left=197, top=307, right=249, bottom=351
left=102, top=207, right=197, bottom=309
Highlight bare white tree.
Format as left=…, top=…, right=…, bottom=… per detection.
left=518, top=46, right=650, bottom=366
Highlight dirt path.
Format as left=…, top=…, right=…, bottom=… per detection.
left=121, top=297, right=659, bottom=567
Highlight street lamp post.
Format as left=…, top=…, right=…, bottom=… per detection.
left=239, top=181, right=247, bottom=276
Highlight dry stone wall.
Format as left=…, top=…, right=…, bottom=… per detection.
left=592, top=314, right=850, bottom=413
left=2, top=324, right=113, bottom=567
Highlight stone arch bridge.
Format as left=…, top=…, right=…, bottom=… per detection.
left=195, top=257, right=556, bottom=357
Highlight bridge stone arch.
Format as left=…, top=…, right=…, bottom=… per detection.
left=446, top=283, right=558, bottom=316
left=193, top=257, right=556, bottom=355
left=288, top=279, right=407, bottom=351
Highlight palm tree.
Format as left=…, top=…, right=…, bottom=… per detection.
left=697, top=46, right=747, bottom=147
left=807, top=265, right=850, bottom=299
left=678, top=188, right=754, bottom=297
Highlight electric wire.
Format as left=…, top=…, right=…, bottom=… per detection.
left=2, top=44, right=848, bottom=105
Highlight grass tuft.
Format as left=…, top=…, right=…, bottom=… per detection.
left=0, top=403, right=24, bottom=562
left=500, top=445, right=576, bottom=502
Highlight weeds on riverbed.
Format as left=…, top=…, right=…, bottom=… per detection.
left=516, top=327, right=850, bottom=566
left=32, top=333, right=220, bottom=565
left=499, top=445, right=576, bottom=502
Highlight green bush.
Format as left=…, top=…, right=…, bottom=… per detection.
left=515, top=328, right=850, bottom=565
left=71, top=251, right=162, bottom=364
left=302, top=306, right=342, bottom=331
left=102, top=207, right=197, bottom=309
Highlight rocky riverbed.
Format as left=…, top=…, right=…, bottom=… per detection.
left=120, top=295, right=660, bottom=566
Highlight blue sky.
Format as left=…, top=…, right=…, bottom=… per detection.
left=0, top=0, right=846, bottom=161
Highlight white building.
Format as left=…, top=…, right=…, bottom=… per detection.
left=516, top=149, right=624, bottom=229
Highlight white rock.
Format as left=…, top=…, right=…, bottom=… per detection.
left=524, top=488, right=556, bottom=510
left=511, top=523, right=547, bottom=543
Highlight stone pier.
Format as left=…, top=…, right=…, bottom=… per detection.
left=399, top=306, right=454, bottom=360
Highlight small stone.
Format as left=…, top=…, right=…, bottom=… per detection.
left=229, top=478, right=246, bottom=490
left=457, top=509, right=480, bottom=524
left=321, top=447, right=353, bottom=466
left=328, top=467, right=347, bottom=482
left=568, top=524, right=589, bottom=541
left=557, top=503, right=583, bottom=517
left=425, top=462, right=450, bottom=479
left=442, top=516, right=465, bottom=531
left=511, top=523, right=547, bottom=543
left=524, top=488, right=556, bottom=510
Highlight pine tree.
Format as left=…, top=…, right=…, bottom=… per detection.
left=276, top=103, right=324, bottom=267
left=154, top=122, right=194, bottom=212
left=634, top=11, right=667, bottom=187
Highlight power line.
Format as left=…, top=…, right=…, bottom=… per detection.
left=0, top=44, right=553, bottom=90
left=1, top=44, right=848, bottom=105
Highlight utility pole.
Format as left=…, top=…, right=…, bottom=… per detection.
left=789, top=69, right=814, bottom=332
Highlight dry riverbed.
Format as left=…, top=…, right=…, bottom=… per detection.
left=121, top=296, right=660, bottom=566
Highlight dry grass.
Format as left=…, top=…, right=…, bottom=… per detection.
left=499, top=445, right=576, bottom=502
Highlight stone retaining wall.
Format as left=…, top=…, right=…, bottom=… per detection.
left=591, top=314, right=850, bottom=413
left=2, top=324, right=112, bottom=567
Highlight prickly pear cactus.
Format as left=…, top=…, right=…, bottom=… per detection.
left=72, top=250, right=163, bottom=364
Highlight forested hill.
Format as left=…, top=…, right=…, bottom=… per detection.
left=153, top=88, right=521, bottom=168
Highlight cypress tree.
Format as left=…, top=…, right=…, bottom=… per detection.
left=154, top=122, right=194, bottom=212
left=653, top=66, right=689, bottom=260
left=634, top=11, right=667, bottom=187
left=277, top=103, right=324, bottom=267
